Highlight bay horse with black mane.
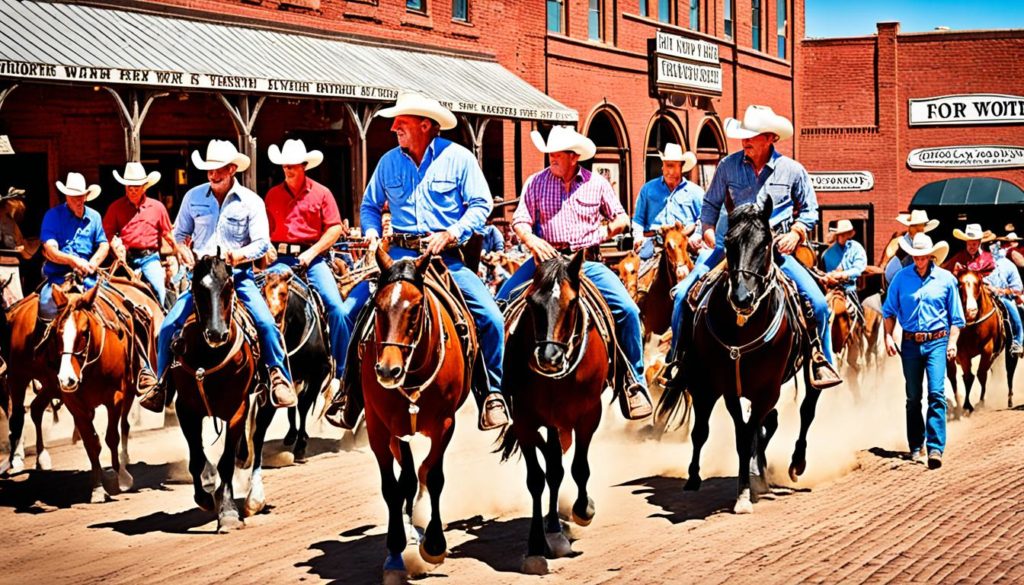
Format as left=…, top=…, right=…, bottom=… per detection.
left=659, top=200, right=824, bottom=514
left=499, top=250, right=608, bottom=575
left=617, top=222, right=694, bottom=340
left=362, top=246, right=472, bottom=584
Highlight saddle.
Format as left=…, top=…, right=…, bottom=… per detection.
left=636, top=251, right=661, bottom=296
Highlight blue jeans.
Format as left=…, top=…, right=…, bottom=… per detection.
left=999, top=297, right=1024, bottom=346
left=129, top=252, right=166, bottom=307
left=269, top=255, right=350, bottom=378
left=670, top=246, right=725, bottom=354
left=900, top=337, right=948, bottom=453
left=157, top=267, right=291, bottom=381
left=638, top=237, right=656, bottom=260
left=343, top=247, right=504, bottom=393
left=39, top=274, right=98, bottom=320
left=496, top=258, right=646, bottom=390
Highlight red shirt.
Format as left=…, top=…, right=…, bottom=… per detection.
left=265, top=178, right=342, bottom=244
left=103, top=195, right=172, bottom=251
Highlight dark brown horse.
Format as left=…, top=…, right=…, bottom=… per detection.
left=947, top=270, right=1017, bottom=412
left=363, top=247, right=471, bottom=584
left=660, top=201, right=824, bottom=513
left=499, top=251, right=607, bottom=574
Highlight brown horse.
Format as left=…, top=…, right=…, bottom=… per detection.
left=363, top=247, right=471, bottom=584
left=618, top=223, right=694, bottom=339
left=947, top=270, right=1017, bottom=412
left=499, top=251, right=607, bottom=574
left=826, top=287, right=866, bottom=393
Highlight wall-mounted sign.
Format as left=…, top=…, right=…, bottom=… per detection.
left=909, top=94, right=1024, bottom=126
left=648, top=31, right=723, bottom=98
left=809, top=171, right=874, bottom=191
left=0, top=135, right=12, bottom=155
left=906, top=145, right=1024, bottom=170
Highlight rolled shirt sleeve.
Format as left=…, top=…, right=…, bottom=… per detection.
left=633, top=185, right=651, bottom=233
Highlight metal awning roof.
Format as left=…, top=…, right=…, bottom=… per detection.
left=911, top=177, right=1024, bottom=207
left=0, top=0, right=577, bottom=123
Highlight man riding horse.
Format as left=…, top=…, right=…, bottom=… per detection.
left=495, top=125, right=654, bottom=420
left=632, top=143, right=703, bottom=260
left=327, top=91, right=509, bottom=431
left=667, top=105, right=842, bottom=390
left=141, top=140, right=296, bottom=412
left=822, top=219, right=868, bottom=309
left=884, top=210, right=940, bottom=286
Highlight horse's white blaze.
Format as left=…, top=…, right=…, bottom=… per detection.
left=200, top=273, right=215, bottom=289
left=389, top=283, right=403, bottom=308
left=551, top=283, right=561, bottom=302
left=966, top=289, right=978, bottom=314
left=57, top=317, right=78, bottom=387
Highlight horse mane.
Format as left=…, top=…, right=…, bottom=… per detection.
left=377, top=258, right=423, bottom=288
left=725, top=203, right=769, bottom=244
left=533, top=257, right=569, bottom=292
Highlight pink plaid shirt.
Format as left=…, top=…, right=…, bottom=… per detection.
left=513, top=167, right=625, bottom=250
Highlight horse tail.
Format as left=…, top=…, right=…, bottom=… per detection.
left=655, top=383, right=693, bottom=433
left=496, top=424, right=520, bottom=462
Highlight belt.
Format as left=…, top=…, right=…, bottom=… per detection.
left=902, top=329, right=948, bottom=343
left=274, top=242, right=313, bottom=256
left=388, top=233, right=459, bottom=254
left=554, top=244, right=601, bottom=262
left=126, top=248, right=158, bottom=259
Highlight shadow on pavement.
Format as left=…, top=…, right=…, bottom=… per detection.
left=867, top=447, right=907, bottom=460
left=90, top=508, right=215, bottom=535
left=298, top=532, right=389, bottom=584
left=619, top=475, right=738, bottom=524
left=448, top=515, right=534, bottom=573
left=0, top=461, right=175, bottom=513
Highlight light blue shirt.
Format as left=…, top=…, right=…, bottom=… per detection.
left=173, top=179, right=270, bottom=262
left=701, top=147, right=818, bottom=245
left=883, top=263, right=965, bottom=333
left=361, top=137, right=492, bottom=243
left=632, top=177, right=704, bottom=234
left=40, top=204, right=107, bottom=281
left=823, top=239, right=868, bottom=291
left=986, top=257, right=1023, bottom=294
left=482, top=224, right=504, bottom=253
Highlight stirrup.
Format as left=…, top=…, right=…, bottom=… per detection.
left=809, top=352, right=842, bottom=389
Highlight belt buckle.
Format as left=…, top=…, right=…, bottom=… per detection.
left=914, top=332, right=927, bottom=342
left=276, top=243, right=287, bottom=255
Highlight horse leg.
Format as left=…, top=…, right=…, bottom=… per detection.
left=245, top=397, right=276, bottom=517
left=754, top=409, right=779, bottom=495
left=684, top=389, right=716, bottom=491
left=396, top=439, right=420, bottom=545
left=103, top=395, right=130, bottom=494
left=418, top=425, right=455, bottom=565
left=367, top=413, right=407, bottom=583
left=789, top=372, right=823, bottom=482
left=977, top=353, right=994, bottom=407
left=120, top=391, right=133, bottom=468
left=29, top=393, right=50, bottom=471
left=520, top=434, right=549, bottom=575
left=724, top=396, right=755, bottom=514
left=70, top=405, right=108, bottom=504
left=961, top=358, right=976, bottom=414
left=283, top=405, right=297, bottom=447
left=1008, top=352, right=1018, bottom=408
left=294, top=380, right=316, bottom=462
left=570, top=407, right=600, bottom=527
left=540, top=426, right=571, bottom=559
left=215, top=406, right=245, bottom=532
left=2, top=377, right=28, bottom=475
left=945, top=358, right=962, bottom=418
left=176, top=404, right=214, bottom=512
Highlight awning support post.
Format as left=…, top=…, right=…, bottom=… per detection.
left=0, top=83, right=19, bottom=112
left=105, top=88, right=167, bottom=162
left=344, top=102, right=381, bottom=225
left=217, top=94, right=266, bottom=189
left=461, top=115, right=491, bottom=168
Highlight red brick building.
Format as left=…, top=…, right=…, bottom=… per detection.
left=800, top=22, right=1024, bottom=261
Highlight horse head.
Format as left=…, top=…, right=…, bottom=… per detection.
left=617, top=252, right=640, bottom=300
left=261, top=269, right=293, bottom=326
left=725, top=199, right=775, bottom=323
left=51, top=283, right=101, bottom=392
left=660, top=221, right=695, bottom=285
left=372, top=246, right=430, bottom=389
left=526, top=250, right=584, bottom=373
left=958, top=270, right=985, bottom=322
left=192, top=254, right=234, bottom=348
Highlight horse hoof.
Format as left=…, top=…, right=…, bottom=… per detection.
left=35, top=450, right=52, bottom=471
left=293, top=446, right=308, bottom=464
left=683, top=477, right=702, bottom=491
left=194, top=492, right=215, bottom=512
left=733, top=490, right=753, bottom=515
left=521, top=555, right=549, bottom=575
left=90, top=486, right=109, bottom=504
left=5, top=457, right=24, bottom=476
left=788, top=462, right=805, bottom=483
left=1009, top=399, right=1015, bottom=408
left=217, top=512, right=245, bottom=533
left=118, top=469, right=134, bottom=492
left=419, top=542, right=447, bottom=566
left=244, top=496, right=266, bottom=517
left=571, top=497, right=595, bottom=526
left=101, top=469, right=121, bottom=496
left=545, top=532, right=572, bottom=558
left=283, top=429, right=297, bottom=447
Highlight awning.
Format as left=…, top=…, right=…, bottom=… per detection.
left=0, top=0, right=576, bottom=123
left=910, top=177, right=1024, bottom=207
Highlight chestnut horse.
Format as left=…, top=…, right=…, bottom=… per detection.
left=660, top=201, right=824, bottom=513
left=168, top=255, right=267, bottom=531
left=499, top=251, right=607, bottom=575
left=826, top=287, right=866, bottom=393
left=362, top=247, right=471, bottom=583
left=947, top=270, right=1017, bottom=412
left=617, top=223, right=694, bottom=339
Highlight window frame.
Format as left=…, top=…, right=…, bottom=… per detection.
left=547, top=0, right=566, bottom=34
left=588, top=0, right=604, bottom=41
left=723, top=0, right=733, bottom=39
left=777, top=0, right=788, bottom=58
left=657, top=0, right=671, bottom=24
left=406, top=0, right=426, bottom=14
left=689, top=0, right=699, bottom=32
left=752, top=0, right=761, bottom=51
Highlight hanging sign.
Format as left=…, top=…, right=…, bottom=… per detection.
left=0, top=135, right=12, bottom=155
left=648, top=30, right=723, bottom=98
left=906, top=145, right=1024, bottom=169
left=809, top=171, right=874, bottom=191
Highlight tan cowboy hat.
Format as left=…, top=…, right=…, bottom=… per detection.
left=191, top=139, right=251, bottom=173
left=658, top=143, right=697, bottom=172
left=377, top=91, right=457, bottom=130
left=829, top=219, right=856, bottom=234
left=530, top=125, right=597, bottom=161
left=899, top=233, right=949, bottom=265
left=113, top=162, right=161, bottom=190
left=268, top=139, right=323, bottom=171
left=895, top=209, right=939, bottom=232
left=724, top=105, right=794, bottom=141
left=55, top=172, right=101, bottom=201
left=952, top=223, right=995, bottom=243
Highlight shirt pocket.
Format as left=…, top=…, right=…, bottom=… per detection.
left=222, top=210, right=249, bottom=241
left=384, top=182, right=406, bottom=200
left=570, top=193, right=602, bottom=224
left=765, top=182, right=793, bottom=206
left=427, top=176, right=462, bottom=215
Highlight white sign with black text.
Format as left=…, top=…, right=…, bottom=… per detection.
left=655, top=57, right=723, bottom=95
left=909, top=94, right=1024, bottom=126
left=906, top=145, right=1024, bottom=169
left=809, top=171, right=874, bottom=192
left=655, top=31, right=720, bottom=65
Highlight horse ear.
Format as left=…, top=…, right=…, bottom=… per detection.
left=683, top=223, right=696, bottom=237
left=568, top=250, right=585, bottom=285
left=375, top=245, right=394, bottom=272
left=81, top=283, right=99, bottom=306
left=761, top=196, right=775, bottom=225
left=674, top=220, right=683, bottom=232
left=51, top=284, right=68, bottom=308
left=414, top=254, right=430, bottom=278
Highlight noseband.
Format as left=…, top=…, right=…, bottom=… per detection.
left=530, top=295, right=590, bottom=379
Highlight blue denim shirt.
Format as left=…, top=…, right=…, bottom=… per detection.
left=632, top=177, right=704, bottom=233
left=986, top=257, right=1023, bottom=293
left=701, top=147, right=818, bottom=245
left=40, top=204, right=107, bottom=281
left=482, top=224, right=505, bottom=253
left=883, top=263, right=966, bottom=333
left=361, top=137, right=492, bottom=243
left=173, top=179, right=270, bottom=262
left=823, top=239, right=868, bottom=290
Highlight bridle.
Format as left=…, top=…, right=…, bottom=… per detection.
left=57, top=311, right=105, bottom=374
left=726, top=233, right=779, bottom=324
left=530, top=288, right=590, bottom=379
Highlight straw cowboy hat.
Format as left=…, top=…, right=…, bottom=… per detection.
left=113, top=162, right=161, bottom=190
left=829, top=219, right=856, bottom=234
left=55, top=172, right=101, bottom=201
left=377, top=91, right=457, bottom=131
left=191, top=140, right=251, bottom=173
left=530, top=125, right=597, bottom=161
left=724, top=105, right=794, bottom=141
left=899, top=233, right=949, bottom=265
left=895, top=209, right=939, bottom=232
left=952, top=223, right=995, bottom=242
left=659, top=143, right=697, bottom=172
left=268, top=139, right=323, bottom=171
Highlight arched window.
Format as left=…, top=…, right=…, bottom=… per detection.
left=585, top=106, right=631, bottom=210
left=695, top=119, right=726, bottom=189
left=645, top=115, right=685, bottom=182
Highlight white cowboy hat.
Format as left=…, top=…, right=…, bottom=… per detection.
left=895, top=209, right=939, bottom=232
left=899, top=233, right=949, bottom=265
left=952, top=223, right=995, bottom=242
left=724, top=105, right=794, bottom=141
left=530, top=125, right=597, bottom=161
left=377, top=91, right=457, bottom=131
left=113, top=162, right=161, bottom=190
left=268, top=139, right=323, bottom=171
left=829, top=219, right=856, bottom=234
left=999, top=231, right=1022, bottom=243
left=659, top=143, right=697, bottom=172
left=55, top=172, right=101, bottom=201
left=191, top=140, right=251, bottom=173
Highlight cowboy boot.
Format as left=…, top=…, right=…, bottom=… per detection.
left=479, top=392, right=510, bottom=431
left=324, top=382, right=353, bottom=430
left=139, top=376, right=167, bottom=413
left=805, top=321, right=842, bottom=389
left=269, top=367, right=297, bottom=408
left=619, top=383, right=654, bottom=420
